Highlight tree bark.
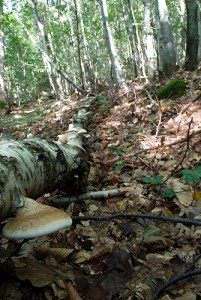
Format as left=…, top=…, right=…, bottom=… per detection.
left=144, top=0, right=156, bottom=81
left=0, top=109, right=89, bottom=221
left=185, top=0, right=199, bottom=70
left=155, top=0, right=177, bottom=76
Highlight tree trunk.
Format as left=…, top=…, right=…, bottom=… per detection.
left=185, top=0, right=199, bottom=70
left=0, top=4, right=5, bottom=100
left=77, top=0, right=95, bottom=86
left=155, top=0, right=164, bottom=79
left=198, top=2, right=201, bottom=61
left=155, top=0, right=177, bottom=76
left=144, top=0, right=156, bottom=82
left=0, top=110, right=89, bottom=221
left=32, top=0, right=60, bottom=99
left=122, top=0, right=138, bottom=78
left=74, top=0, right=85, bottom=89
left=14, top=13, right=84, bottom=94
left=123, top=0, right=147, bottom=80
left=98, top=0, right=124, bottom=85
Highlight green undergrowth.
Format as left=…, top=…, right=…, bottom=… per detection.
left=0, top=105, right=50, bottom=131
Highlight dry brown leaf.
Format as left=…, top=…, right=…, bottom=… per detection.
left=169, top=178, right=193, bottom=207
left=66, top=282, right=82, bottom=300
left=13, top=256, right=57, bottom=287
left=174, top=291, right=197, bottom=300
left=34, top=247, right=74, bottom=262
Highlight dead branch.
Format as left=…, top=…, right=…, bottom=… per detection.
left=72, top=212, right=201, bottom=227
left=50, top=189, right=126, bottom=207
left=156, top=269, right=201, bottom=299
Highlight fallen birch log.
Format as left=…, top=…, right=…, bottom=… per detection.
left=0, top=108, right=90, bottom=239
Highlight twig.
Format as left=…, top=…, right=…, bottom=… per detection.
left=126, top=128, right=201, bottom=157
left=72, top=212, right=201, bottom=226
left=156, top=269, right=201, bottom=299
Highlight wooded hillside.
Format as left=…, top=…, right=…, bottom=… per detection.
left=1, top=0, right=201, bottom=299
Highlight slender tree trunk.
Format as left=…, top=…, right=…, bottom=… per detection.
left=14, top=13, right=84, bottom=94
left=155, top=0, right=164, bottom=79
left=122, top=0, right=138, bottom=78
left=32, top=0, right=60, bottom=99
left=198, top=1, right=201, bottom=61
left=0, top=4, right=5, bottom=100
left=74, top=0, right=85, bottom=89
left=123, top=0, right=147, bottom=80
left=155, top=0, right=177, bottom=76
left=98, top=0, right=124, bottom=85
left=77, top=0, right=95, bottom=86
left=144, top=0, right=156, bottom=82
left=185, top=0, right=199, bottom=70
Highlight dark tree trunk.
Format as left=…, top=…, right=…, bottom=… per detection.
left=185, top=0, right=199, bottom=71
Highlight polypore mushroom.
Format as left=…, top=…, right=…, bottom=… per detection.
left=2, top=197, right=72, bottom=239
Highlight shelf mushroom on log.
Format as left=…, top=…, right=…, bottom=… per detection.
left=0, top=108, right=90, bottom=239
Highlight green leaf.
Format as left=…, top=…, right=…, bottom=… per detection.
left=114, top=147, right=123, bottom=156
left=182, top=165, right=201, bottom=183
left=114, top=161, right=125, bottom=171
left=161, top=188, right=176, bottom=199
left=143, top=224, right=168, bottom=239
left=142, top=175, right=162, bottom=185
left=150, top=114, right=156, bottom=121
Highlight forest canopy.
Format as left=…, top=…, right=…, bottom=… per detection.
left=0, top=0, right=200, bottom=103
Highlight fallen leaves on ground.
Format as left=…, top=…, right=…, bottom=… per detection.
left=2, top=70, right=201, bottom=299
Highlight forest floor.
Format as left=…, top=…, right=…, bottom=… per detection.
left=1, top=69, right=201, bottom=300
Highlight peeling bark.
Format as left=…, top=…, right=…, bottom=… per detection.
left=0, top=111, right=90, bottom=221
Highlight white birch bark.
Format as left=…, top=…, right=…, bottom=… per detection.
left=0, top=110, right=89, bottom=222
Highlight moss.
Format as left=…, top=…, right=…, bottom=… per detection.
left=156, top=79, right=186, bottom=99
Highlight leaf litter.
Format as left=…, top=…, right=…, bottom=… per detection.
left=1, top=71, right=201, bottom=299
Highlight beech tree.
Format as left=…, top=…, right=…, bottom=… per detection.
left=155, top=0, right=177, bottom=76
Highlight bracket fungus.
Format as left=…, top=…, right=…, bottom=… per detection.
left=2, top=198, right=72, bottom=239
